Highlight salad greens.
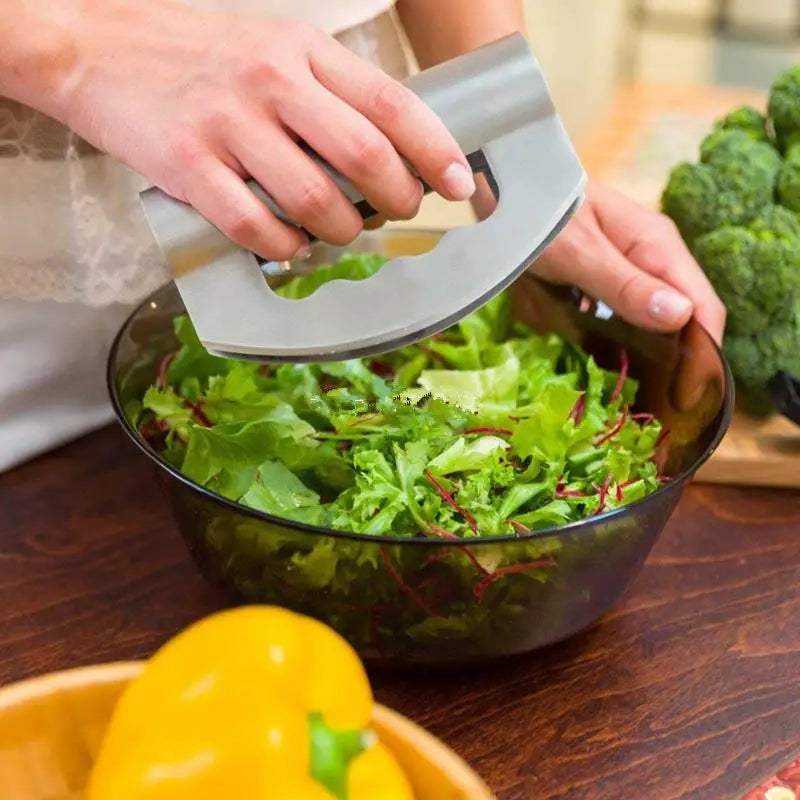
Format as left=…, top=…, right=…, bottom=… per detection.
left=133, top=254, right=665, bottom=539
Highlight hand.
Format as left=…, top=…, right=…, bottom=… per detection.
left=534, top=180, right=726, bottom=344
left=53, top=0, right=475, bottom=261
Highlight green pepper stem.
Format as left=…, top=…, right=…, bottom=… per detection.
left=308, top=711, right=373, bottom=800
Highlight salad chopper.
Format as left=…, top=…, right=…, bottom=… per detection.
left=139, top=32, right=587, bottom=363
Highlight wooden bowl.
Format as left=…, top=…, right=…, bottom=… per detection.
left=0, top=662, right=494, bottom=800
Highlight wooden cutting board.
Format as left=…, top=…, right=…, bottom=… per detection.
left=578, top=84, right=800, bottom=489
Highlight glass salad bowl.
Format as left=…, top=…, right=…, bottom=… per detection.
left=108, top=229, right=733, bottom=666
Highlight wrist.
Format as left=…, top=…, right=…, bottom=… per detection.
left=0, top=0, right=88, bottom=120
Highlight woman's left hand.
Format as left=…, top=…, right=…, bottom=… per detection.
left=533, top=180, right=726, bottom=344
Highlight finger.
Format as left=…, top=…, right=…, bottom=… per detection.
left=472, top=174, right=498, bottom=221
left=176, top=155, right=308, bottom=262
left=537, top=215, right=694, bottom=333
left=309, top=38, right=475, bottom=202
left=276, top=79, right=424, bottom=221
left=672, top=321, right=728, bottom=413
left=363, top=214, right=388, bottom=230
left=228, top=123, right=363, bottom=246
left=590, top=182, right=727, bottom=344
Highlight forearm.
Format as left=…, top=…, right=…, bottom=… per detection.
left=395, top=0, right=525, bottom=218
left=395, top=0, right=525, bottom=68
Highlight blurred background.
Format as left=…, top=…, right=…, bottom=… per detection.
left=525, top=0, right=800, bottom=140
left=405, top=0, right=800, bottom=226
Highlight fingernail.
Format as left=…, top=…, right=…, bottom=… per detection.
left=442, top=162, right=476, bottom=201
left=294, top=238, right=313, bottom=261
left=649, top=289, right=692, bottom=324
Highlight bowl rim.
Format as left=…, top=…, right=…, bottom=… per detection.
left=107, top=261, right=734, bottom=548
left=0, top=660, right=494, bottom=799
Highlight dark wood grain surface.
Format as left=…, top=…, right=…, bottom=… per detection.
left=1, top=425, right=799, bottom=800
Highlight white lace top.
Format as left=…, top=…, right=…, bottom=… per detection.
left=0, top=3, right=406, bottom=472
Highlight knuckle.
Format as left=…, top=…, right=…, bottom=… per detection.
left=327, top=215, right=363, bottom=246
left=294, top=178, right=335, bottom=217
left=367, top=80, right=410, bottom=125
left=222, top=207, right=262, bottom=243
left=614, top=273, right=642, bottom=306
left=199, top=105, right=236, bottom=136
left=386, top=182, right=422, bottom=219
left=238, top=56, right=295, bottom=96
left=166, top=133, right=206, bottom=171
left=348, top=131, right=393, bottom=172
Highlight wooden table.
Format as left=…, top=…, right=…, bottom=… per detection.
left=1, top=425, right=799, bottom=800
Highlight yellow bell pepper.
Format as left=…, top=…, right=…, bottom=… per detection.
left=87, top=606, right=414, bottom=800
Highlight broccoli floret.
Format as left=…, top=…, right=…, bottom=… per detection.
left=777, top=143, right=800, bottom=213
left=700, top=130, right=781, bottom=205
left=713, top=105, right=769, bottom=142
left=724, top=315, right=800, bottom=390
left=749, top=203, right=800, bottom=241
left=661, top=163, right=725, bottom=244
left=693, top=220, right=800, bottom=337
left=768, top=64, right=800, bottom=152
left=661, top=134, right=782, bottom=245
left=693, top=228, right=764, bottom=335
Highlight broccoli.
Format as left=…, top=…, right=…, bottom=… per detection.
left=777, top=143, right=800, bottom=213
left=662, top=130, right=781, bottom=247
left=724, top=313, right=800, bottom=414
left=767, top=64, right=800, bottom=151
left=660, top=63, right=800, bottom=409
left=661, top=163, right=725, bottom=244
left=749, top=203, right=800, bottom=241
left=692, top=220, right=800, bottom=338
left=713, top=105, right=769, bottom=141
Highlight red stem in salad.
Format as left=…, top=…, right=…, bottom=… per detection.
left=347, top=413, right=382, bottom=428
left=509, top=520, right=531, bottom=534
left=156, top=352, right=176, bottom=389
left=473, top=557, right=557, bottom=601
left=424, top=470, right=479, bottom=533
left=656, top=428, right=671, bottom=448
left=380, top=545, right=438, bottom=616
left=463, top=427, right=513, bottom=437
left=569, top=393, right=586, bottom=425
left=180, top=395, right=212, bottom=428
left=418, top=344, right=448, bottom=365
left=369, top=360, right=394, bottom=379
left=555, top=483, right=592, bottom=499
left=591, top=474, right=613, bottom=516
left=595, top=404, right=629, bottom=446
left=427, top=524, right=489, bottom=576
left=610, top=348, right=629, bottom=403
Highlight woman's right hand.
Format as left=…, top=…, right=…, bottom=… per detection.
left=26, top=0, right=475, bottom=261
